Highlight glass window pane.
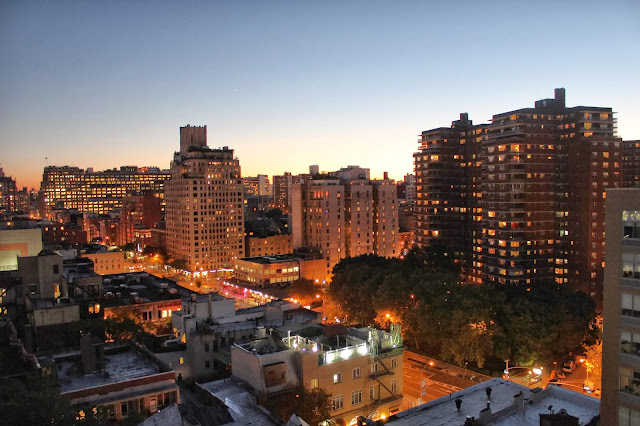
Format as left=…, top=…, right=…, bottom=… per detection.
left=619, top=406, right=629, bottom=426
left=622, top=294, right=633, bottom=310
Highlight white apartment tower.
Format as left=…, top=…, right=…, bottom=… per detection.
left=166, top=125, right=245, bottom=272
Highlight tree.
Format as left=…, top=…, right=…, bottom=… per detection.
left=169, top=258, right=188, bottom=271
left=290, top=278, right=321, bottom=306
left=104, top=309, right=146, bottom=341
left=582, top=340, right=602, bottom=390
left=120, top=242, right=137, bottom=252
left=0, top=376, right=101, bottom=425
left=264, top=386, right=332, bottom=425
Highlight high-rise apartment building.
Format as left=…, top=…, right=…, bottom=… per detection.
left=292, top=171, right=399, bottom=277
left=623, top=140, right=640, bottom=188
left=273, top=172, right=295, bottom=212
left=0, top=168, right=18, bottom=215
left=601, top=188, right=640, bottom=425
left=243, top=174, right=271, bottom=197
left=414, top=89, right=622, bottom=296
left=39, top=166, right=170, bottom=218
left=165, top=125, right=244, bottom=273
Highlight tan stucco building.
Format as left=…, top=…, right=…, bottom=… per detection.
left=165, top=125, right=245, bottom=273
left=232, top=324, right=404, bottom=424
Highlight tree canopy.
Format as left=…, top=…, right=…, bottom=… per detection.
left=328, top=249, right=596, bottom=368
left=263, top=385, right=332, bottom=425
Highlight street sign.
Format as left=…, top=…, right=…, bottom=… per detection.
left=421, top=379, right=427, bottom=396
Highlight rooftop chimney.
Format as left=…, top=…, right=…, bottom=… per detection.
left=455, top=398, right=463, bottom=411
left=554, top=88, right=566, bottom=107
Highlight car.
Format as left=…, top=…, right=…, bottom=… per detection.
left=524, top=374, right=542, bottom=385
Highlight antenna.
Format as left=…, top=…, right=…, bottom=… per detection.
left=45, top=157, right=49, bottom=166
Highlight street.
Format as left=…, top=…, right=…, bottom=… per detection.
left=402, top=351, right=489, bottom=408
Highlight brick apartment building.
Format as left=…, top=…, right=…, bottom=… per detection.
left=414, top=88, right=622, bottom=298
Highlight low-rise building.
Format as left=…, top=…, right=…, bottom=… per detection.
left=167, top=294, right=317, bottom=381
left=102, top=272, right=190, bottom=333
left=82, top=246, right=125, bottom=275
left=39, top=338, right=179, bottom=422
left=232, top=323, right=404, bottom=425
left=234, top=253, right=327, bottom=288
left=381, top=378, right=599, bottom=425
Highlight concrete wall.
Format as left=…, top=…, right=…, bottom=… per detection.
left=0, top=228, right=42, bottom=271
left=18, top=253, right=63, bottom=299
left=32, top=304, right=80, bottom=327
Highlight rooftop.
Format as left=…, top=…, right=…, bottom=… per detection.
left=239, top=254, right=300, bottom=265
left=101, top=272, right=192, bottom=307
left=197, top=377, right=278, bottom=425
left=51, top=344, right=163, bottom=394
left=385, top=378, right=599, bottom=426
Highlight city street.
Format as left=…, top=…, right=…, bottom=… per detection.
left=402, top=351, right=489, bottom=408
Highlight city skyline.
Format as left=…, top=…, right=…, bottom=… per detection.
left=2, top=0, right=639, bottom=190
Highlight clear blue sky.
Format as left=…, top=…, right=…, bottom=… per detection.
left=1, top=0, right=638, bottom=190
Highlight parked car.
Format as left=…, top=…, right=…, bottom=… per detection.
left=524, top=374, right=542, bottom=385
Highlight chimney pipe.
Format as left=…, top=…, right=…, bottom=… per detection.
left=455, top=398, right=462, bottom=411
left=208, top=293, right=213, bottom=320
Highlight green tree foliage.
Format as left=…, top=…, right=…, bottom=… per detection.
left=169, top=258, right=188, bottom=271
left=328, top=249, right=596, bottom=367
left=120, top=242, right=137, bottom=252
left=143, top=245, right=169, bottom=263
left=264, top=386, right=332, bottom=425
left=0, top=376, right=101, bottom=425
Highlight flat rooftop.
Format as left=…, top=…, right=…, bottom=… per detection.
left=386, top=378, right=599, bottom=426
left=101, top=272, right=192, bottom=307
left=52, top=345, right=162, bottom=394
left=198, top=377, right=277, bottom=425
left=239, top=254, right=299, bottom=265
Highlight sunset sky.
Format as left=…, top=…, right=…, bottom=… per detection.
left=1, top=0, right=638, bottom=190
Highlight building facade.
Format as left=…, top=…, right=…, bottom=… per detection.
left=165, top=125, right=245, bottom=273
left=602, top=188, right=640, bottom=425
left=39, top=166, right=169, bottom=219
left=273, top=172, right=295, bottom=213
left=624, top=140, right=640, bottom=188
left=0, top=168, right=18, bottom=215
left=245, top=233, right=293, bottom=258
left=291, top=174, right=399, bottom=278
left=232, top=324, right=404, bottom=424
left=414, top=89, right=622, bottom=296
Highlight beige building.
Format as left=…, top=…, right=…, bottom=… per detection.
left=234, top=255, right=300, bottom=287
left=83, top=250, right=125, bottom=275
left=291, top=173, right=399, bottom=278
left=165, top=125, right=245, bottom=273
left=602, top=188, right=640, bottom=425
left=245, top=233, right=292, bottom=258
left=232, top=324, right=404, bottom=424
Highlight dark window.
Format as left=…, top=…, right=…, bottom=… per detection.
left=204, top=343, right=209, bottom=352
left=205, top=360, right=210, bottom=368
left=53, top=265, right=59, bottom=274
